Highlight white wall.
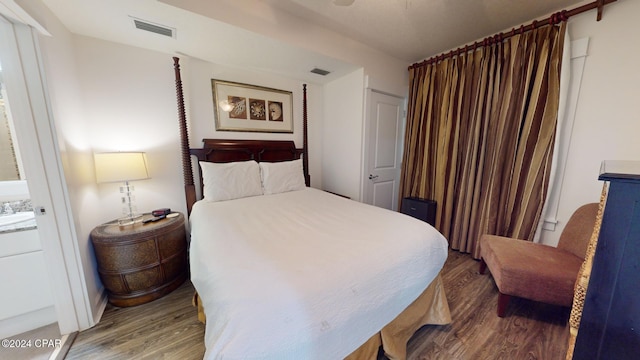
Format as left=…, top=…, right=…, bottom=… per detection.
left=72, top=36, right=186, bottom=221
left=0, top=180, right=29, bottom=201
left=322, top=69, right=366, bottom=200
left=538, top=0, right=640, bottom=245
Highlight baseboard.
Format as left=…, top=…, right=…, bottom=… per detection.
left=91, top=288, right=109, bottom=327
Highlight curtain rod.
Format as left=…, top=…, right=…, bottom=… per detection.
left=409, top=0, right=616, bottom=70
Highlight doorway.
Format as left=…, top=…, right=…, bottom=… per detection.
left=0, top=30, right=57, bottom=340
left=0, top=13, right=92, bottom=338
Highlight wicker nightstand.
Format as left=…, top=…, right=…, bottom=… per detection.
left=90, top=212, right=188, bottom=307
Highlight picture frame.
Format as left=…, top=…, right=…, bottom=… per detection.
left=211, top=79, right=293, bottom=133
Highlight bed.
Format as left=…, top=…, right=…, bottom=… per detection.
left=172, top=58, right=451, bottom=359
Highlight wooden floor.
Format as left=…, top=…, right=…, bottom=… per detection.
left=406, top=250, right=569, bottom=359
left=65, top=283, right=205, bottom=359
left=65, top=250, right=569, bottom=359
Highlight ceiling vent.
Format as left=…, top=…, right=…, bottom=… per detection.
left=310, top=68, right=331, bottom=76
left=131, top=17, right=175, bottom=38
left=333, top=0, right=355, bottom=5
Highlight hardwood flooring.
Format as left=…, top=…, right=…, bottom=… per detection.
left=65, top=283, right=205, bottom=359
left=65, top=250, right=569, bottom=359
left=407, top=250, right=569, bottom=359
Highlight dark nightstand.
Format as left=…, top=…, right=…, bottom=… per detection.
left=401, top=197, right=437, bottom=226
left=90, top=212, right=188, bottom=307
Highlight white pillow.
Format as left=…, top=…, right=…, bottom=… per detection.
left=200, top=160, right=263, bottom=202
left=259, top=159, right=307, bottom=195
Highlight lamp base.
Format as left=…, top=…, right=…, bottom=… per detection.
left=117, top=214, right=144, bottom=226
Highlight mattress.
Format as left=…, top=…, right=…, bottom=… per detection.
left=189, top=188, right=448, bottom=359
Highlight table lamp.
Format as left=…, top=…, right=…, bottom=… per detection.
left=94, top=152, right=150, bottom=226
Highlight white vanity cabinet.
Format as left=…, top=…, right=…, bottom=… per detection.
left=0, top=228, right=56, bottom=338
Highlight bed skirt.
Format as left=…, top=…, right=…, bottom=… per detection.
left=192, top=274, right=450, bottom=360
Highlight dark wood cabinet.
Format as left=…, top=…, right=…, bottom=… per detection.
left=401, top=197, right=436, bottom=226
left=91, top=213, right=188, bottom=307
left=573, top=161, right=640, bottom=359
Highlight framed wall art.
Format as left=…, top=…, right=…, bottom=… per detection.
left=211, top=79, right=293, bottom=133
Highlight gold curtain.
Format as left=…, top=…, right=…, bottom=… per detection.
left=401, top=23, right=566, bottom=258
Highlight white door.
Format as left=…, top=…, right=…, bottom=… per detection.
left=363, top=90, right=404, bottom=211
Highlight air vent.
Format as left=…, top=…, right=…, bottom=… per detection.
left=310, top=68, right=331, bottom=76
left=132, top=17, right=175, bottom=38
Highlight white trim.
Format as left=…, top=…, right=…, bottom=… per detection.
left=92, top=289, right=108, bottom=325
left=539, top=36, right=590, bottom=239
left=30, top=25, right=95, bottom=330
left=0, top=0, right=50, bottom=35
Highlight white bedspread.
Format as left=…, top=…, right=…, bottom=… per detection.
left=189, top=188, right=448, bottom=360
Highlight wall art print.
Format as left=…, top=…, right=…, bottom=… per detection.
left=212, top=79, right=293, bottom=133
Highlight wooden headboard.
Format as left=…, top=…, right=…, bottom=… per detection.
left=172, top=58, right=310, bottom=215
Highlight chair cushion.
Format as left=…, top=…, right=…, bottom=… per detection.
left=557, top=203, right=599, bottom=259
left=480, top=234, right=584, bottom=307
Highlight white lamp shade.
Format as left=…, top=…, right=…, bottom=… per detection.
left=94, top=152, right=150, bottom=183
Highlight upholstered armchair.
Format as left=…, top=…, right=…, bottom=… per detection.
left=478, top=203, right=599, bottom=317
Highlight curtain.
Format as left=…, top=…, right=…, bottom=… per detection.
left=400, top=23, right=566, bottom=259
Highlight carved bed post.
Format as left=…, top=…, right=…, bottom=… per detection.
left=302, top=84, right=310, bottom=187
left=173, top=57, right=196, bottom=215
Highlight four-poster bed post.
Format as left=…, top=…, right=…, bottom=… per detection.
left=173, top=57, right=196, bottom=215
left=302, top=84, right=310, bottom=187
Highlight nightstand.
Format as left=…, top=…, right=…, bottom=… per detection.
left=90, top=212, right=188, bottom=307
left=401, top=197, right=437, bottom=226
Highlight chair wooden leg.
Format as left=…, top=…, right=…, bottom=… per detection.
left=479, top=258, right=487, bottom=274
left=497, top=292, right=511, bottom=317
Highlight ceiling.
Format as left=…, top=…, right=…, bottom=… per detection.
left=261, top=0, right=585, bottom=62
left=37, top=0, right=586, bottom=83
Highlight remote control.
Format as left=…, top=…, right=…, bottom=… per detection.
left=142, top=215, right=166, bottom=224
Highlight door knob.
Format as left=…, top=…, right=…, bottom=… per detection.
left=368, top=174, right=379, bottom=180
